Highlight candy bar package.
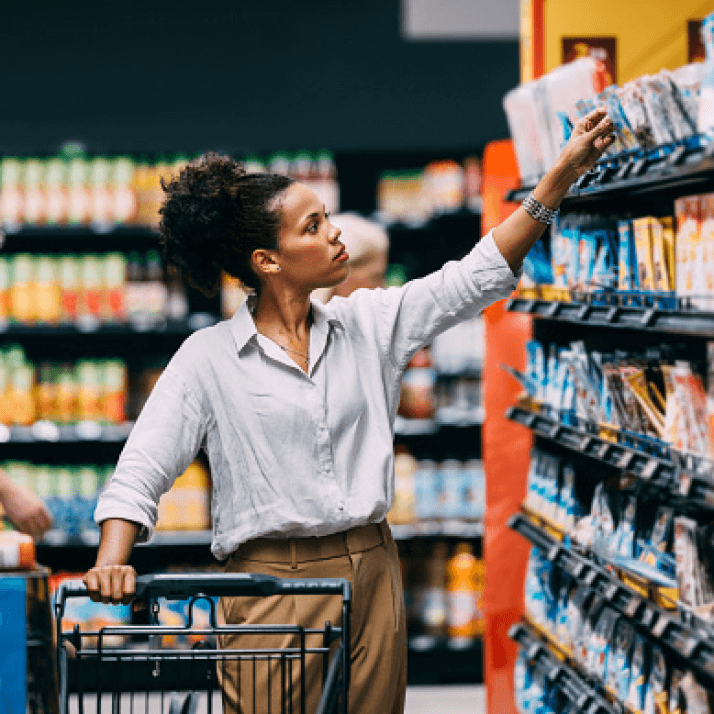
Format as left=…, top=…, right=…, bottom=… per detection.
left=626, top=633, right=650, bottom=714
left=606, top=618, right=635, bottom=700
left=643, top=645, right=669, bottom=714
left=700, top=195, right=714, bottom=308
left=557, top=463, right=582, bottom=533
left=660, top=216, right=676, bottom=293
left=618, top=220, right=639, bottom=291
left=526, top=340, right=547, bottom=404
left=649, top=218, right=671, bottom=292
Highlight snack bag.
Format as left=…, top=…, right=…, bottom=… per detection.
left=606, top=618, right=634, bottom=700
left=625, top=634, right=650, bottom=714
left=700, top=194, right=714, bottom=306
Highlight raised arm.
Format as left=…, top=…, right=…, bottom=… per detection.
left=493, top=107, right=615, bottom=272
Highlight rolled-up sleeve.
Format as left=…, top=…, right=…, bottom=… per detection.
left=94, top=366, right=208, bottom=542
left=369, top=229, right=520, bottom=370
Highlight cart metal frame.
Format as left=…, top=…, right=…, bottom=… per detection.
left=54, top=573, right=351, bottom=714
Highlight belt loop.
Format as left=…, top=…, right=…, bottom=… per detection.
left=290, top=540, right=298, bottom=569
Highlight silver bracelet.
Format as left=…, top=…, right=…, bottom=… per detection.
left=522, top=192, right=559, bottom=225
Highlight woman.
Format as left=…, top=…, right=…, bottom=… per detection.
left=84, top=108, right=615, bottom=713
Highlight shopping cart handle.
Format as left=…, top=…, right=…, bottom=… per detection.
left=135, top=573, right=351, bottom=601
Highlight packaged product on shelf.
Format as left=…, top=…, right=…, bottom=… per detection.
left=649, top=218, right=671, bottom=292
left=577, top=230, right=597, bottom=292
left=437, top=458, right=461, bottom=519
left=554, top=581, right=572, bottom=654
left=389, top=446, right=416, bottom=525
left=446, top=542, right=483, bottom=641
left=643, top=645, right=669, bottom=714
left=625, top=633, right=650, bottom=714
left=590, top=606, right=619, bottom=682
left=0, top=158, right=24, bottom=230
left=34, top=255, right=62, bottom=325
left=10, top=254, right=35, bottom=324
left=415, top=541, right=449, bottom=640
left=58, top=255, right=78, bottom=323
left=699, top=195, right=714, bottom=306
left=606, top=618, right=634, bottom=700
left=67, top=154, right=91, bottom=227
left=613, top=493, right=637, bottom=559
left=674, top=515, right=714, bottom=617
left=678, top=671, right=714, bottom=713
left=525, top=340, right=546, bottom=403
left=104, top=253, right=127, bottom=323
left=618, top=220, right=639, bottom=291
left=675, top=196, right=701, bottom=301
left=698, top=54, right=714, bottom=136
left=633, top=217, right=657, bottom=292
left=668, top=363, right=709, bottom=455
left=398, top=348, right=436, bottom=420
left=413, top=458, right=438, bottom=520
left=0, top=530, right=35, bottom=569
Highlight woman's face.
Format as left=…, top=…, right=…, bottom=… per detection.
left=271, top=182, right=348, bottom=292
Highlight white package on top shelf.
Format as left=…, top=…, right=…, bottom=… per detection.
left=503, top=57, right=606, bottom=185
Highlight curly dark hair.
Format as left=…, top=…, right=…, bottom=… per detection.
left=157, top=152, right=294, bottom=298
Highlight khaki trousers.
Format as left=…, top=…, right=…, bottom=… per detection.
left=216, top=521, right=407, bottom=714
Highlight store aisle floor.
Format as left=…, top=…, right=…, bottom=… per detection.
left=68, top=685, right=486, bottom=714
left=405, top=685, right=485, bottom=713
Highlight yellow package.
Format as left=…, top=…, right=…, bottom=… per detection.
left=660, top=216, right=676, bottom=293
left=649, top=218, right=670, bottom=292
left=632, top=217, right=656, bottom=292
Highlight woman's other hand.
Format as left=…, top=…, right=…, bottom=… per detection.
left=0, top=476, right=53, bottom=539
left=83, top=564, right=137, bottom=605
left=558, top=107, right=616, bottom=178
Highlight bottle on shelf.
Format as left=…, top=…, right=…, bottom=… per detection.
left=166, top=263, right=189, bottom=321
left=415, top=540, right=449, bottom=643
left=124, top=250, right=146, bottom=324
left=145, top=249, right=168, bottom=322
left=447, top=541, right=484, bottom=646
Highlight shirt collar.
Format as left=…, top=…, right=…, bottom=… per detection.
left=229, top=293, right=343, bottom=355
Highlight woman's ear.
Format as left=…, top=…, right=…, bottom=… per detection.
left=251, top=249, right=280, bottom=275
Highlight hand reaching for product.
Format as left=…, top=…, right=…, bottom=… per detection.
left=559, top=107, right=616, bottom=178
left=83, top=564, right=137, bottom=605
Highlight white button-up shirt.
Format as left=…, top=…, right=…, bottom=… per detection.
left=95, top=230, right=518, bottom=560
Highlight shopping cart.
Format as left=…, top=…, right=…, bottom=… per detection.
left=54, top=573, right=351, bottom=714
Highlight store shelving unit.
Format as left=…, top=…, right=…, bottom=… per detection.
left=505, top=143, right=714, bottom=703
left=509, top=511, right=714, bottom=686
left=509, top=621, right=620, bottom=714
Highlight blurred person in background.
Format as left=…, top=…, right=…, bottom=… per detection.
left=82, top=107, right=615, bottom=714
left=312, top=212, right=389, bottom=303
left=0, top=466, right=52, bottom=539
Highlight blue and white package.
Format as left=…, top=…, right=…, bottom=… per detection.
left=615, top=494, right=638, bottom=559
left=526, top=340, right=547, bottom=402
left=525, top=548, right=547, bottom=626
left=606, top=618, right=634, bottom=700
left=578, top=230, right=598, bottom=292
left=618, top=220, right=638, bottom=291
left=625, top=634, right=650, bottom=714
left=566, top=227, right=580, bottom=292
left=558, top=463, right=582, bottom=533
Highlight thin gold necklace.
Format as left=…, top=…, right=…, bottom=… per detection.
left=256, top=329, right=309, bottom=362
